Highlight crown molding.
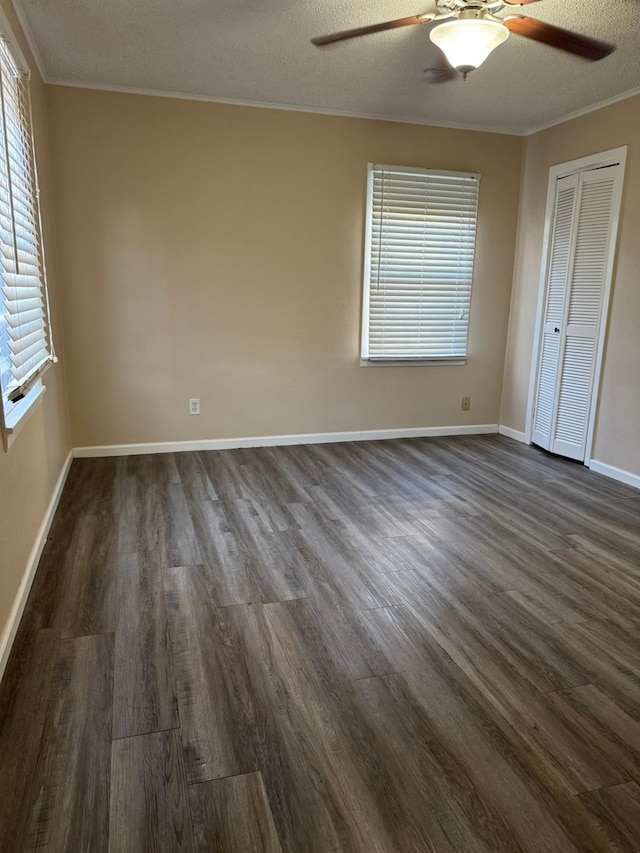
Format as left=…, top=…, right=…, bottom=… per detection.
left=44, top=77, right=640, bottom=139
left=45, top=78, right=529, bottom=136
left=525, top=85, right=640, bottom=135
left=10, top=0, right=50, bottom=82
left=13, top=0, right=640, bottom=139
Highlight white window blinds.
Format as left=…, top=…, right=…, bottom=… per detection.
left=362, top=164, right=479, bottom=361
left=0, top=37, right=54, bottom=414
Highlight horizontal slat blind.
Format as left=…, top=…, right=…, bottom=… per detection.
left=363, top=165, right=479, bottom=360
left=0, top=38, right=53, bottom=406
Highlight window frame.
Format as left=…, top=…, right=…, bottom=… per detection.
left=0, top=12, right=55, bottom=449
left=360, top=162, right=480, bottom=367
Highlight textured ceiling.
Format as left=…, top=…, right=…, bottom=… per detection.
left=13, top=0, right=640, bottom=132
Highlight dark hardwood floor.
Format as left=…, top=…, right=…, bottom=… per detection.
left=2, top=434, right=640, bottom=851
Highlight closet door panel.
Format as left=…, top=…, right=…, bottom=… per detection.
left=551, top=170, right=616, bottom=460
left=553, top=337, right=596, bottom=459
left=533, top=333, right=561, bottom=450
left=567, top=174, right=615, bottom=327
left=532, top=175, right=578, bottom=451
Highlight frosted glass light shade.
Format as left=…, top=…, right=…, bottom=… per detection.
left=430, top=18, right=509, bottom=72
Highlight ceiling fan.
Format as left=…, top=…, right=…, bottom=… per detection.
left=311, top=0, right=615, bottom=79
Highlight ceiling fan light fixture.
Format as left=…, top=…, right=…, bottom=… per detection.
left=430, top=18, right=509, bottom=74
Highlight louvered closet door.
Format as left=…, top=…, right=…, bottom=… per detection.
left=533, top=164, right=620, bottom=461
left=532, top=173, right=579, bottom=451
left=551, top=167, right=618, bottom=460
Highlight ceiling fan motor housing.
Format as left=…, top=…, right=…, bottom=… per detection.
left=437, top=0, right=506, bottom=13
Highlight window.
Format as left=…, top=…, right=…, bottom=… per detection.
left=361, top=164, right=479, bottom=363
left=0, top=33, right=55, bottom=445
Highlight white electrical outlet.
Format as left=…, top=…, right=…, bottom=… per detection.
left=189, top=398, right=200, bottom=415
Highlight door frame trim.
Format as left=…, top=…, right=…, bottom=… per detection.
left=524, top=145, right=628, bottom=464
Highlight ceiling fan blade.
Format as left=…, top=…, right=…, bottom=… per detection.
left=311, top=14, right=433, bottom=46
left=505, top=16, right=614, bottom=61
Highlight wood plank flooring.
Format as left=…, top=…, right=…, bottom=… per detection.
left=2, top=434, right=640, bottom=851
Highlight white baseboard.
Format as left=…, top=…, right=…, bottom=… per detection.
left=588, top=459, right=640, bottom=491
left=0, top=449, right=73, bottom=683
left=73, top=424, right=499, bottom=458
left=498, top=424, right=527, bottom=444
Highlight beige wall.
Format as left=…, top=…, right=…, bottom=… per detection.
left=46, top=87, right=523, bottom=448
left=2, top=48, right=636, bottom=668
left=0, top=4, right=70, bottom=660
left=501, top=95, right=640, bottom=476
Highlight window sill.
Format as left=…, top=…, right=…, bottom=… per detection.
left=2, top=382, right=46, bottom=451
left=360, top=358, right=467, bottom=368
